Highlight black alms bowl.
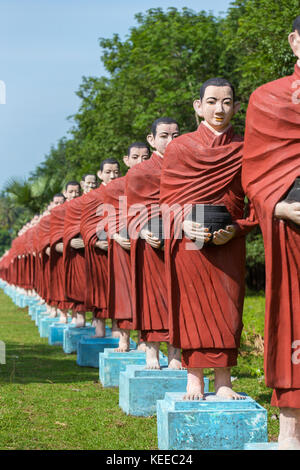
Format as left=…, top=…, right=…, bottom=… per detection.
left=186, top=204, right=232, bottom=234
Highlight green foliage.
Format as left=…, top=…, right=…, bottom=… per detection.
left=220, top=0, right=299, bottom=132
left=0, top=229, right=12, bottom=256
left=69, top=8, right=221, bottom=176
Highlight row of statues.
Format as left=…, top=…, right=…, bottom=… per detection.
left=0, top=17, right=300, bottom=450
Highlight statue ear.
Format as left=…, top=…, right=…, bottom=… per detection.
left=80, top=180, right=85, bottom=190
left=193, top=99, right=203, bottom=118
left=147, top=133, right=155, bottom=149
left=288, top=31, right=300, bottom=58
left=97, top=170, right=102, bottom=180
left=123, top=155, right=129, bottom=167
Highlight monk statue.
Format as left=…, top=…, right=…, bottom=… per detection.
left=242, top=17, right=300, bottom=450
left=160, top=79, right=257, bottom=399
left=126, top=118, right=183, bottom=369
left=81, top=159, right=121, bottom=338
left=104, top=142, right=150, bottom=352
left=51, top=181, right=81, bottom=324
left=64, top=173, right=98, bottom=328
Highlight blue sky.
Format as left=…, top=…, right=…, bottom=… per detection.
left=0, top=0, right=232, bottom=192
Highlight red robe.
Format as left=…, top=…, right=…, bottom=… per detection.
left=243, top=63, right=300, bottom=408
left=160, top=123, right=256, bottom=368
left=38, top=215, right=51, bottom=302
left=80, top=185, right=108, bottom=318
left=25, top=227, right=35, bottom=291
left=104, top=176, right=133, bottom=329
left=126, top=153, right=169, bottom=342
left=49, top=203, right=74, bottom=310
left=63, top=196, right=86, bottom=311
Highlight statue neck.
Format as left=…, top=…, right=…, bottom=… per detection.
left=202, top=120, right=231, bottom=136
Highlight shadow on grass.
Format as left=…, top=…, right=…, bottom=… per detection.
left=0, top=342, right=99, bottom=385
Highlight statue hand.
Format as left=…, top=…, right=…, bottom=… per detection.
left=212, top=225, right=236, bottom=245
left=95, top=240, right=108, bottom=251
left=113, top=233, right=131, bottom=251
left=182, top=220, right=211, bottom=243
left=275, top=201, right=300, bottom=226
left=55, top=242, right=64, bottom=253
left=45, top=247, right=51, bottom=256
left=70, top=238, right=85, bottom=249
left=140, top=229, right=161, bottom=249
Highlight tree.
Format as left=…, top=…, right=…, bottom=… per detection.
left=220, top=0, right=299, bottom=133
left=0, top=229, right=12, bottom=256
left=69, top=8, right=222, bottom=175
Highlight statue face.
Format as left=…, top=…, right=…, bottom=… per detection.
left=124, top=146, right=150, bottom=168
left=194, top=85, right=239, bottom=132
left=52, top=196, right=65, bottom=206
left=64, top=184, right=80, bottom=201
left=147, top=123, right=180, bottom=156
left=288, top=30, right=300, bottom=60
left=97, top=163, right=120, bottom=185
left=81, top=175, right=97, bottom=194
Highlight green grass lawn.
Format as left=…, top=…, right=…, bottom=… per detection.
left=0, top=288, right=279, bottom=449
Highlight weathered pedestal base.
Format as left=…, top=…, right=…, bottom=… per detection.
left=100, top=349, right=165, bottom=388
left=119, top=365, right=207, bottom=417
left=32, top=305, right=47, bottom=324
left=76, top=333, right=128, bottom=368
left=63, top=326, right=98, bottom=354
left=39, top=316, right=65, bottom=337
left=48, top=322, right=77, bottom=346
left=243, top=442, right=278, bottom=450
left=157, top=392, right=268, bottom=450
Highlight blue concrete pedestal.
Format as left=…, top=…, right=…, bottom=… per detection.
left=31, top=304, right=46, bottom=322
left=100, top=349, right=165, bottom=388
left=63, top=326, right=99, bottom=354
left=48, top=321, right=76, bottom=345
left=244, top=442, right=278, bottom=450
left=28, top=303, right=38, bottom=318
left=15, top=294, right=25, bottom=308
left=76, top=332, right=124, bottom=367
left=19, top=295, right=28, bottom=308
left=39, top=316, right=65, bottom=337
left=33, top=305, right=48, bottom=325
left=157, top=392, right=268, bottom=450
left=119, top=365, right=208, bottom=417
left=37, top=312, right=59, bottom=330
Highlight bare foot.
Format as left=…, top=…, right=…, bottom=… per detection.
left=167, top=344, right=184, bottom=369
left=75, top=312, right=86, bottom=328
left=59, top=313, right=68, bottom=324
left=92, top=318, right=106, bottom=338
left=137, top=331, right=147, bottom=351
left=278, top=408, right=300, bottom=450
left=111, top=320, right=120, bottom=338
left=145, top=342, right=161, bottom=369
left=214, top=367, right=245, bottom=400
left=49, top=307, right=57, bottom=318
left=183, top=368, right=205, bottom=400
left=114, top=329, right=130, bottom=352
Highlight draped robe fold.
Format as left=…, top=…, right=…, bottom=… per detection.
left=242, top=64, right=300, bottom=407
left=38, top=214, right=51, bottom=303
left=63, top=196, right=86, bottom=311
left=126, top=153, right=169, bottom=342
left=49, top=203, right=74, bottom=310
left=104, top=177, right=133, bottom=328
left=80, top=185, right=108, bottom=318
left=160, top=123, right=256, bottom=367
